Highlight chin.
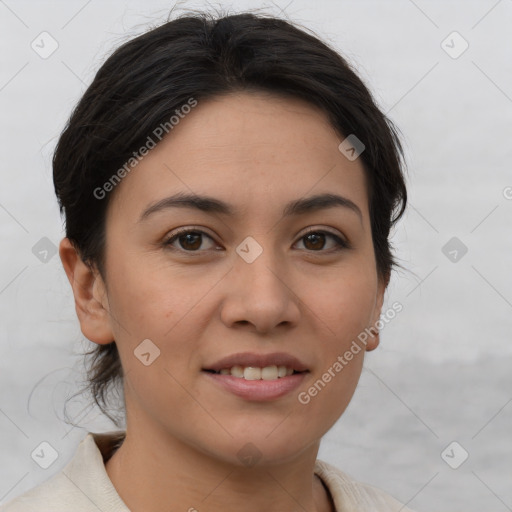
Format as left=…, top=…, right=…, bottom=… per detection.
left=226, top=432, right=316, bottom=467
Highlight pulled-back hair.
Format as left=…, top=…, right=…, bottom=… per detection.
left=55, top=9, right=407, bottom=428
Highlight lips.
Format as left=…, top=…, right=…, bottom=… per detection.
left=202, top=351, right=310, bottom=373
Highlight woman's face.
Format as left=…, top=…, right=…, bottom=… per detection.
left=80, top=91, right=385, bottom=464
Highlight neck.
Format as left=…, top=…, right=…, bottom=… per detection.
left=104, top=419, right=333, bottom=512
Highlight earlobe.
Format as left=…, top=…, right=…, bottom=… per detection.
left=365, top=276, right=387, bottom=352
left=59, top=238, right=114, bottom=345
left=365, top=327, right=380, bottom=352
left=366, top=326, right=380, bottom=352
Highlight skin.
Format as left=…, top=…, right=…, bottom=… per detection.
left=59, top=91, right=386, bottom=512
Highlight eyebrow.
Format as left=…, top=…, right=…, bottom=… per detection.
left=138, top=192, right=363, bottom=224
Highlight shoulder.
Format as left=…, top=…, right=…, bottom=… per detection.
left=315, top=459, right=419, bottom=512
left=0, top=470, right=91, bottom=512
left=1, top=431, right=128, bottom=512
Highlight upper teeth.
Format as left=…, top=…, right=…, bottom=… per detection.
left=218, top=365, right=295, bottom=380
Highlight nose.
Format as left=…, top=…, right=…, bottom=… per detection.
left=219, top=243, right=301, bottom=335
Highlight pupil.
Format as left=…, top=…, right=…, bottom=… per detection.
left=306, top=233, right=324, bottom=250
left=181, top=233, right=201, bottom=250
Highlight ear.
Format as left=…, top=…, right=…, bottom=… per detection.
left=365, top=274, right=387, bottom=352
left=59, top=237, right=114, bottom=345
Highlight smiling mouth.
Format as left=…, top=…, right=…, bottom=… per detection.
left=203, top=365, right=308, bottom=380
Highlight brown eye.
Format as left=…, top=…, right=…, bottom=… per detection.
left=164, top=228, right=216, bottom=252
left=296, top=230, right=349, bottom=252
left=303, top=232, right=325, bottom=250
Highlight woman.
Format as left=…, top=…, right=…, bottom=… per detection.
left=2, top=9, right=414, bottom=512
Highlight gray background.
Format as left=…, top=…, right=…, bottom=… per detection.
left=1, top=1, right=511, bottom=511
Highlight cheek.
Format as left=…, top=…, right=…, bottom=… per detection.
left=295, top=345, right=364, bottom=433
left=292, top=268, right=376, bottom=424
left=105, top=252, right=214, bottom=376
left=105, top=246, right=180, bottom=328
left=309, top=264, right=378, bottom=343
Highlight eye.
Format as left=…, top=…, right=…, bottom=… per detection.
left=163, top=227, right=218, bottom=252
left=295, top=228, right=350, bottom=252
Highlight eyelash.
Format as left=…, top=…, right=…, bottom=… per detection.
left=163, top=226, right=351, bottom=254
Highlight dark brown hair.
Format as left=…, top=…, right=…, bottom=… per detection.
left=55, top=9, right=408, bottom=428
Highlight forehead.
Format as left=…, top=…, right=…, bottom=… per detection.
left=107, top=91, right=370, bottom=225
